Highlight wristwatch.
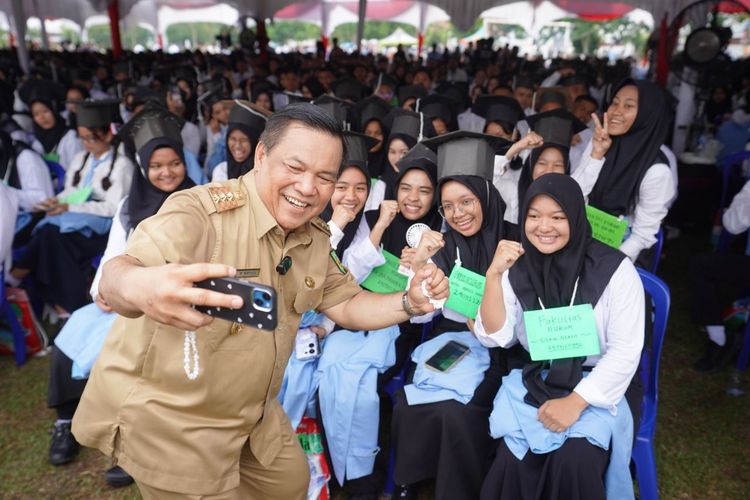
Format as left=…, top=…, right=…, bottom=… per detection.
left=401, top=292, right=417, bottom=317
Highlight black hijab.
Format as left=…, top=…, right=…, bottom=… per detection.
left=365, top=163, right=442, bottom=256
left=124, top=137, right=195, bottom=232
left=517, top=144, right=570, bottom=216
left=31, top=99, right=69, bottom=154
left=366, top=118, right=389, bottom=179
left=509, top=174, right=626, bottom=406
left=433, top=175, right=508, bottom=277
left=320, top=163, right=371, bottom=259
left=226, top=122, right=261, bottom=179
left=588, top=79, right=670, bottom=216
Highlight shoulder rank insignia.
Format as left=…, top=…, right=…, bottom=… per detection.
left=207, top=186, right=246, bottom=212
left=311, top=217, right=331, bottom=236
left=330, top=250, right=348, bottom=274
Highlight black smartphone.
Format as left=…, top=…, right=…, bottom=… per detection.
left=194, top=277, right=277, bottom=331
left=424, top=340, right=471, bottom=372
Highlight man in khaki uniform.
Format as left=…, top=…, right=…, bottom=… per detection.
left=72, top=104, right=449, bottom=499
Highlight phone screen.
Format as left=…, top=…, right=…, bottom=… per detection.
left=425, top=341, right=470, bottom=372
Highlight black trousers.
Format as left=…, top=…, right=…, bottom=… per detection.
left=47, top=346, right=87, bottom=420
left=688, top=252, right=750, bottom=326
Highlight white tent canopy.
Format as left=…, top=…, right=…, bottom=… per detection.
left=380, top=27, right=418, bottom=45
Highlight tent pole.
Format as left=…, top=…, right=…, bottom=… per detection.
left=418, top=1, right=427, bottom=57
left=255, top=17, right=269, bottom=62
left=321, top=0, right=330, bottom=54
left=108, top=0, right=123, bottom=60
left=32, top=0, right=58, bottom=81
left=356, top=0, right=366, bottom=52
left=10, top=0, right=29, bottom=74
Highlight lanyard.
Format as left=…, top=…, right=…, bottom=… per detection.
left=81, top=150, right=112, bottom=188
left=537, top=277, right=580, bottom=310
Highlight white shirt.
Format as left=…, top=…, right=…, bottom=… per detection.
left=569, top=128, right=593, bottom=172
left=365, top=179, right=387, bottom=212
left=89, top=197, right=130, bottom=299
left=211, top=161, right=228, bottom=182
left=723, top=179, right=750, bottom=235
left=659, top=144, right=679, bottom=208
left=474, top=258, right=645, bottom=412
left=59, top=144, right=135, bottom=218
left=458, top=109, right=485, bottom=133
left=31, top=129, right=83, bottom=171
left=580, top=140, right=676, bottom=261
left=0, top=183, right=18, bottom=275
left=8, top=149, right=55, bottom=211
left=181, top=122, right=201, bottom=159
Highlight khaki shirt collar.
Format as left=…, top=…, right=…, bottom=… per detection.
left=241, top=172, right=312, bottom=246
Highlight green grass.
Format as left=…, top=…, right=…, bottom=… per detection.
left=0, top=229, right=748, bottom=498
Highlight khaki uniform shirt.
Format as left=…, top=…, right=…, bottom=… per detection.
left=72, top=173, right=361, bottom=495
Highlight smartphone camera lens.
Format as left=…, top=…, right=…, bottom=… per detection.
left=251, top=289, right=273, bottom=312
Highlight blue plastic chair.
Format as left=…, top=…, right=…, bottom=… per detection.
left=45, top=160, right=66, bottom=194
left=631, top=269, right=671, bottom=500
left=0, top=264, right=28, bottom=365
left=382, top=318, right=436, bottom=497
left=650, top=227, right=664, bottom=274
left=719, top=151, right=750, bottom=211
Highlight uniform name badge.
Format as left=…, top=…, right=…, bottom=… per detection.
left=523, top=303, right=600, bottom=361
left=444, top=265, right=485, bottom=319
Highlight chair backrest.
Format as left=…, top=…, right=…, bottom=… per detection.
left=720, top=150, right=750, bottom=210
left=650, top=227, right=664, bottom=274
left=637, top=268, right=670, bottom=439
left=45, top=160, right=66, bottom=194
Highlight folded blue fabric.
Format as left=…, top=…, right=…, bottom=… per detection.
left=404, top=331, right=489, bottom=406
left=34, top=212, right=112, bottom=237
left=316, top=326, right=399, bottom=485
left=54, top=303, right=117, bottom=379
left=489, top=369, right=634, bottom=500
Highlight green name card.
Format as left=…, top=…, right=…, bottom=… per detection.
left=586, top=205, right=628, bottom=248
left=444, top=266, right=486, bottom=319
left=43, top=152, right=60, bottom=163
left=523, top=303, right=600, bottom=361
left=361, top=249, right=409, bottom=294
left=59, top=186, right=93, bottom=205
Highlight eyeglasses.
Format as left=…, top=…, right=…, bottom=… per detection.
left=438, top=198, right=478, bottom=219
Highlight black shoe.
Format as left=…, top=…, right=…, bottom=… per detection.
left=694, top=336, right=740, bottom=372
left=49, top=421, right=79, bottom=465
left=105, top=465, right=134, bottom=488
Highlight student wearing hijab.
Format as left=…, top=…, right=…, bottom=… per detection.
left=587, top=79, right=676, bottom=264
left=0, top=121, right=55, bottom=246
left=390, top=132, right=519, bottom=500
left=211, top=100, right=270, bottom=182
left=10, top=100, right=135, bottom=317
left=367, top=108, right=430, bottom=210
left=476, top=174, right=644, bottom=500
left=46, top=115, right=194, bottom=487
left=28, top=86, right=83, bottom=170
left=353, top=95, right=392, bottom=179
left=496, top=108, right=610, bottom=225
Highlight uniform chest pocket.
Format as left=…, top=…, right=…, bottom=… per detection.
left=205, top=319, right=262, bottom=351
left=293, top=286, right=324, bottom=314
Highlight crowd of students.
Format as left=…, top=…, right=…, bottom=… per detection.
left=0, top=41, right=749, bottom=500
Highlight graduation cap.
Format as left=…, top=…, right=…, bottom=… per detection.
left=513, top=75, right=535, bottom=91
left=343, top=131, right=379, bottom=169
left=132, top=113, right=184, bottom=153
left=272, top=91, right=309, bottom=110
left=472, top=95, right=524, bottom=127
left=422, top=130, right=511, bottom=182
left=225, top=99, right=271, bottom=133
left=352, top=95, right=391, bottom=132
left=129, top=86, right=165, bottom=108
left=76, top=99, right=120, bottom=128
left=536, top=89, right=567, bottom=111
left=525, top=108, right=587, bottom=149
left=394, top=142, right=437, bottom=174
left=313, top=95, right=351, bottom=128
left=332, top=76, right=366, bottom=103
left=384, top=108, right=424, bottom=143
left=559, top=74, right=590, bottom=88
left=373, top=73, right=399, bottom=92
left=435, top=82, right=469, bottom=111
left=397, top=85, right=427, bottom=106
left=18, top=79, right=67, bottom=108
left=416, top=94, right=460, bottom=128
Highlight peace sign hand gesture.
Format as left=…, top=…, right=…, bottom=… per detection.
left=591, top=112, right=612, bottom=161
